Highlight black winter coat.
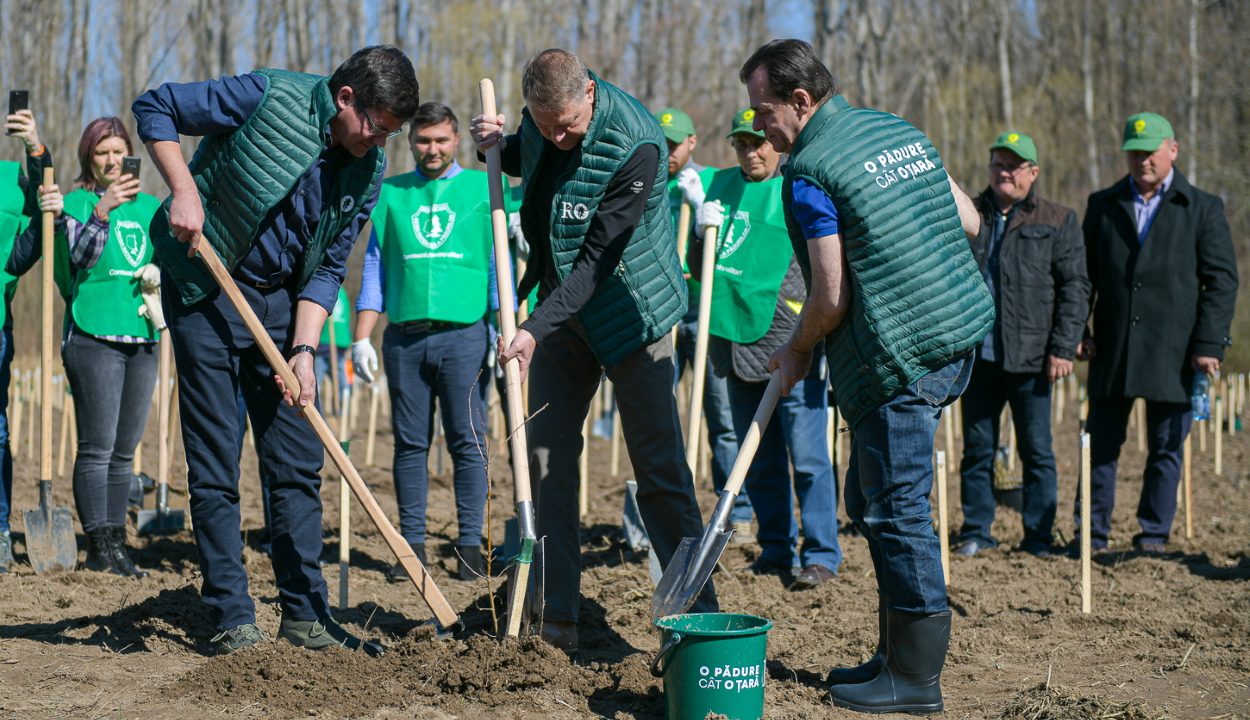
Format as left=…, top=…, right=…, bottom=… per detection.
left=1083, top=171, right=1238, bottom=403
left=968, top=189, right=1089, bottom=374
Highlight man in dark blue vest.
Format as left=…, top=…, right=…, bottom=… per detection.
left=740, top=40, right=989, bottom=714
left=133, top=45, right=420, bottom=657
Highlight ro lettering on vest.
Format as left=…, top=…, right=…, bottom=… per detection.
left=861, top=142, right=938, bottom=189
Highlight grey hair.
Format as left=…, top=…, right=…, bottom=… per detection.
left=521, top=48, right=590, bottom=113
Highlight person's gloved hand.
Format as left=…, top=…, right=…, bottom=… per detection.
left=676, top=167, right=706, bottom=210
left=696, top=200, right=725, bottom=237
left=138, top=290, right=166, bottom=331
left=352, top=338, right=379, bottom=384
left=508, top=212, right=529, bottom=259
left=136, top=263, right=161, bottom=291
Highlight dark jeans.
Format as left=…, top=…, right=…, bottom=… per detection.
left=727, top=371, right=841, bottom=572
left=530, top=320, right=717, bottom=623
left=164, top=276, right=330, bottom=631
left=62, top=332, right=157, bottom=533
left=674, top=318, right=750, bottom=523
left=383, top=320, right=490, bottom=547
left=844, top=357, right=971, bottom=615
left=958, top=361, right=1057, bottom=548
left=0, top=327, right=12, bottom=534
left=1081, top=398, right=1191, bottom=547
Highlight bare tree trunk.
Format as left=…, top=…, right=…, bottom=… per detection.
left=1188, top=0, right=1199, bottom=182
left=1081, top=0, right=1099, bottom=189
left=997, top=0, right=1013, bottom=126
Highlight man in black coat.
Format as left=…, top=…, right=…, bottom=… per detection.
left=1077, top=112, right=1238, bottom=554
left=958, top=132, right=1089, bottom=558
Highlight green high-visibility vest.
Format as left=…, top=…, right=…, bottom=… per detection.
left=373, top=169, right=492, bottom=324
left=0, top=162, right=28, bottom=328
left=705, top=169, right=792, bottom=344
left=667, top=165, right=717, bottom=298
left=319, top=286, right=351, bottom=347
left=60, top=189, right=161, bottom=339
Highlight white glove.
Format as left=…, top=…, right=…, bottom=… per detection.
left=136, top=263, right=161, bottom=291
left=676, top=167, right=706, bottom=210
left=696, top=200, right=725, bottom=237
left=138, top=290, right=166, bottom=331
left=352, top=338, right=379, bottom=384
left=508, top=212, right=529, bottom=259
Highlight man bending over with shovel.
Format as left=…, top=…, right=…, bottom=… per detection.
left=740, top=40, right=989, bottom=714
left=471, top=48, right=717, bottom=656
left=132, top=45, right=420, bottom=656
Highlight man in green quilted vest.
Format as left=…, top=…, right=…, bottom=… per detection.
left=471, top=48, right=717, bottom=655
left=740, top=40, right=990, bottom=714
left=133, top=45, right=420, bottom=657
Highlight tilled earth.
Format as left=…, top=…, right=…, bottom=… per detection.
left=0, top=387, right=1247, bottom=719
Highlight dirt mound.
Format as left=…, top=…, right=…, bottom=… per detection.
left=1000, top=683, right=1160, bottom=720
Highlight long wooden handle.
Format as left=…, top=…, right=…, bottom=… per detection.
left=722, top=371, right=782, bottom=498
left=157, top=333, right=171, bottom=491
left=684, top=224, right=718, bottom=470
left=196, top=241, right=459, bottom=628
left=39, top=167, right=54, bottom=484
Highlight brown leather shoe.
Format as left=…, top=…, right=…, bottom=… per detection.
left=791, top=563, right=836, bottom=590
left=540, top=620, right=578, bottom=658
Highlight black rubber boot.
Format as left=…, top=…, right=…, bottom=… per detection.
left=827, top=594, right=887, bottom=685
left=108, top=526, right=149, bottom=578
left=457, top=545, right=485, bottom=581
left=826, top=610, right=950, bottom=714
left=386, top=543, right=426, bottom=583
left=82, top=528, right=122, bottom=575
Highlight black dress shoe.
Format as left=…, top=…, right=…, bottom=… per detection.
left=953, top=538, right=987, bottom=556
left=791, top=564, right=836, bottom=590
left=1135, top=540, right=1166, bottom=555
left=827, top=610, right=950, bottom=714
left=1018, top=542, right=1053, bottom=558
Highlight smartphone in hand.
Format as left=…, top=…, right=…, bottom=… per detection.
left=6, top=90, right=29, bottom=136
left=121, top=156, right=142, bottom=180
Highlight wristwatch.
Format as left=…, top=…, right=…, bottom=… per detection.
left=288, top=344, right=316, bottom=360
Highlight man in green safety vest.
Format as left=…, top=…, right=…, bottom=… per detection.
left=740, top=40, right=989, bottom=714
left=688, top=108, right=840, bottom=591
left=352, top=102, right=497, bottom=584
left=654, top=107, right=750, bottom=540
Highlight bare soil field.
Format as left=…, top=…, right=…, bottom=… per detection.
left=0, top=389, right=1247, bottom=720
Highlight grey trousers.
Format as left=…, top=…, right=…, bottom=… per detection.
left=530, top=321, right=718, bottom=622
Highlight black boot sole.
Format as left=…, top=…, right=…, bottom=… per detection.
left=827, top=695, right=943, bottom=715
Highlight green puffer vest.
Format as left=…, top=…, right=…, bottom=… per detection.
left=783, top=96, right=994, bottom=428
left=518, top=72, right=685, bottom=367
left=151, top=68, right=386, bottom=306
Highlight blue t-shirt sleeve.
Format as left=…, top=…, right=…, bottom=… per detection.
left=791, top=178, right=840, bottom=240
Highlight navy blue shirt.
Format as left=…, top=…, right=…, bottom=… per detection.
left=977, top=204, right=1014, bottom=363
left=132, top=72, right=382, bottom=313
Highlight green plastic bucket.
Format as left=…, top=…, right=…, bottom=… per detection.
left=650, top=613, right=773, bottom=720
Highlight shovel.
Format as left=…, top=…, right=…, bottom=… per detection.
left=481, top=78, right=543, bottom=639
left=195, top=240, right=460, bottom=632
left=137, top=334, right=186, bottom=534
left=653, top=370, right=782, bottom=620
left=25, top=167, right=76, bottom=574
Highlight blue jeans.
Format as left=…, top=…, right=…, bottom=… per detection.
left=958, top=361, right=1057, bottom=548
left=674, top=318, right=751, bottom=523
left=727, top=371, right=841, bottom=572
left=0, top=327, right=12, bottom=534
left=164, top=277, right=331, bottom=631
left=844, top=357, right=972, bottom=615
left=383, top=321, right=490, bottom=547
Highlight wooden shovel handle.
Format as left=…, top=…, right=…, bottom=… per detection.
left=196, top=241, right=459, bottom=628
left=722, top=371, right=783, bottom=498
left=39, top=167, right=54, bottom=484
left=684, top=224, right=719, bottom=471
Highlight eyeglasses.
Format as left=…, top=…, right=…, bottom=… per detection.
left=358, top=103, right=402, bottom=139
left=989, top=161, right=1034, bottom=174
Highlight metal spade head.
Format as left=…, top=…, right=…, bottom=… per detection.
left=651, top=527, right=733, bottom=621
left=136, top=506, right=186, bottom=535
left=24, top=481, right=77, bottom=574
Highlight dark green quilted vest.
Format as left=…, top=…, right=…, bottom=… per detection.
left=151, top=68, right=386, bottom=306
left=518, top=72, right=685, bottom=367
left=783, top=96, right=994, bottom=428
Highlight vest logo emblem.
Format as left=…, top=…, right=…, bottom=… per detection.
left=114, top=220, right=146, bottom=268
left=341, top=196, right=356, bottom=214
left=412, top=203, right=457, bottom=249
left=560, top=202, right=590, bottom=221
left=717, top=211, right=751, bottom=259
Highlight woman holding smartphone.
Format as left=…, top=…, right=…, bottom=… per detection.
left=56, top=117, right=162, bottom=577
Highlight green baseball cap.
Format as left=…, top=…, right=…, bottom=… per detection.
left=989, top=131, right=1038, bottom=165
left=726, top=108, right=765, bottom=139
left=655, top=108, right=696, bottom=144
left=1121, top=112, right=1174, bottom=152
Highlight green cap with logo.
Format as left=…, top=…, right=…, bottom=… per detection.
left=655, top=108, right=696, bottom=144
left=1121, top=112, right=1174, bottom=152
left=989, top=131, right=1038, bottom=165
left=726, top=108, right=765, bottom=139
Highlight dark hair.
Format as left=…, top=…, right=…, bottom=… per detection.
left=739, top=39, right=835, bottom=105
left=410, top=102, right=459, bottom=136
left=74, top=117, right=133, bottom=191
left=521, top=49, right=590, bottom=113
left=329, top=45, right=420, bottom=124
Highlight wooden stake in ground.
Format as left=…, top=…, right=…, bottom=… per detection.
left=935, top=450, right=949, bottom=585
left=684, top=223, right=720, bottom=472
left=1183, top=432, right=1193, bottom=539
left=365, top=384, right=381, bottom=467
left=1135, top=398, right=1146, bottom=453
left=943, top=406, right=955, bottom=473
left=1080, top=432, right=1092, bottom=614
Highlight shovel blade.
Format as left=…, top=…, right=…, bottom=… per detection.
left=23, top=505, right=77, bottom=574
left=651, top=529, right=732, bottom=621
left=136, top=507, right=187, bottom=535
left=503, top=537, right=544, bottom=637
